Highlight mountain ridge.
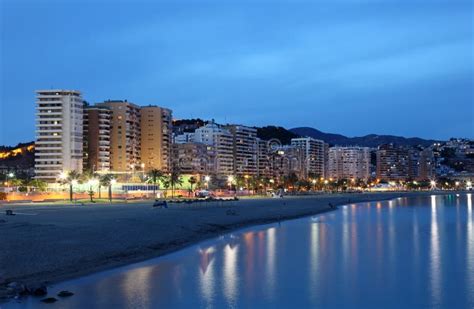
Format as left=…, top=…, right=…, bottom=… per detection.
left=289, top=127, right=440, bottom=147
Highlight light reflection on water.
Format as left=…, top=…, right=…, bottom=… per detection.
left=6, top=195, right=474, bottom=309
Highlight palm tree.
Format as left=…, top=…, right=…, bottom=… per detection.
left=98, top=174, right=114, bottom=202
left=28, top=179, right=48, bottom=192
left=99, top=174, right=113, bottom=200
left=82, top=170, right=99, bottom=202
left=147, top=169, right=164, bottom=197
left=188, top=176, right=197, bottom=196
left=169, top=165, right=183, bottom=198
left=60, top=170, right=81, bottom=202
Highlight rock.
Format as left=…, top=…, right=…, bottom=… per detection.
left=27, top=283, right=48, bottom=296
left=57, top=290, right=74, bottom=297
left=6, top=282, right=26, bottom=295
left=41, top=297, right=58, bottom=303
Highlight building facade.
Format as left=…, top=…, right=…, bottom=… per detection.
left=172, top=143, right=211, bottom=175
left=291, top=137, right=326, bottom=178
left=83, top=105, right=111, bottom=172
left=34, top=90, right=83, bottom=181
left=327, top=146, right=370, bottom=180
left=376, top=144, right=411, bottom=181
left=226, top=125, right=258, bottom=177
left=96, top=100, right=141, bottom=172
left=140, top=105, right=172, bottom=172
left=417, top=148, right=435, bottom=180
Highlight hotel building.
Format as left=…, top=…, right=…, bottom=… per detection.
left=226, top=125, right=258, bottom=177
left=376, top=144, right=411, bottom=181
left=327, top=146, right=370, bottom=180
left=291, top=137, right=326, bottom=178
left=34, top=90, right=84, bottom=182
left=83, top=105, right=112, bottom=172
left=172, top=143, right=211, bottom=175
left=140, top=106, right=172, bottom=172
left=96, top=100, right=141, bottom=172
left=194, top=122, right=234, bottom=177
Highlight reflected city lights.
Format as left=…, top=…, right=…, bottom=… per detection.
left=223, top=243, right=239, bottom=304
left=467, top=194, right=473, bottom=303
left=121, top=266, right=154, bottom=308
left=264, top=227, right=277, bottom=300
left=199, top=246, right=216, bottom=306
left=309, top=222, right=320, bottom=302
left=430, top=195, right=441, bottom=305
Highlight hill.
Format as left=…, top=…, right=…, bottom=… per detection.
left=289, top=127, right=439, bottom=147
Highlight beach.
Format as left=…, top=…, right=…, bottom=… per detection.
left=0, top=191, right=457, bottom=300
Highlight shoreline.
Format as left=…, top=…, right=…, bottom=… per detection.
left=0, top=191, right=464, bottom=301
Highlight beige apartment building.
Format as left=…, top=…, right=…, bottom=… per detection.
left=96, top=100, right=141, bottom=172
left=140, top=105, right=172, bottom=172
left=328, top=146, right=370, bottom=180
left=83, top=105, right=112, bottom=172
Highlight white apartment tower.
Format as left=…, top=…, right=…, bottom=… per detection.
left=328, top=146, right=370, bottom=180
left=291, top=137, right=326, bottom=178
left=35, top=90, right=84, bottom=181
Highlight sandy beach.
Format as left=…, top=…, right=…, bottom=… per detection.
left=0, top=191, right=458, bottom=300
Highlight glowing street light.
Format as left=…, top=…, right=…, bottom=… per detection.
left=109, top=178, right=117, bottom=202
left=227, top=175, right=234, bottom=191
left=8, top=172, right=14, bottom=178
left=59, top=171, right=67, bottom=180
left=467, top=181, right=472, bottom=188
left=204, top=176, right=210, bottom=189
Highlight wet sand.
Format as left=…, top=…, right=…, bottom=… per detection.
left=0, top=191, right=456, bottom=300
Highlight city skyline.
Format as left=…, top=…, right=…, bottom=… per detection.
left=1, top=0, right=473, bottom=146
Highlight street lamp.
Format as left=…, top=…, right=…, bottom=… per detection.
left=109, top=178, right=116, bottom=202
left=204, top=176, right=210, bottom=189
left=70, top=179, right=78, bottom=201
left=4, top=172, right=14, bottom=188
left=227, top=175, right=234, bottom=191
left=59, top=171, right=67, bottom=181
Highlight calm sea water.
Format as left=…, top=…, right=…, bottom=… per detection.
left=6, top=194, right=474, bottom=309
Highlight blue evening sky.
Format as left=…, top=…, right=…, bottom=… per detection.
left=0, top=0, right=473, bottom=146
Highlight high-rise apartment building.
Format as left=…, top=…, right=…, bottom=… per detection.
left=291, top=137, right=326, bottom=178
left=83, top=105, right=112, bottom=172
left=256, top=139, right=272, bottom=178
left=96, top=100, right=141, bottom=172
left=270, top=145, right=305, bottom=179
left=226, top=125, right=258, bottom=177
left=328, top=147, right=370, bottom=180
left=417, top=148, right=435, bottom=180
left=376, top=144, right=411, bottom=181
left=34, top=90, right=83, bottom=182
left=140, top=106, right=172, bottom=172
left=172, top=143, right=210, bottom=175
left=193, top=122, right=234, bottom=177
